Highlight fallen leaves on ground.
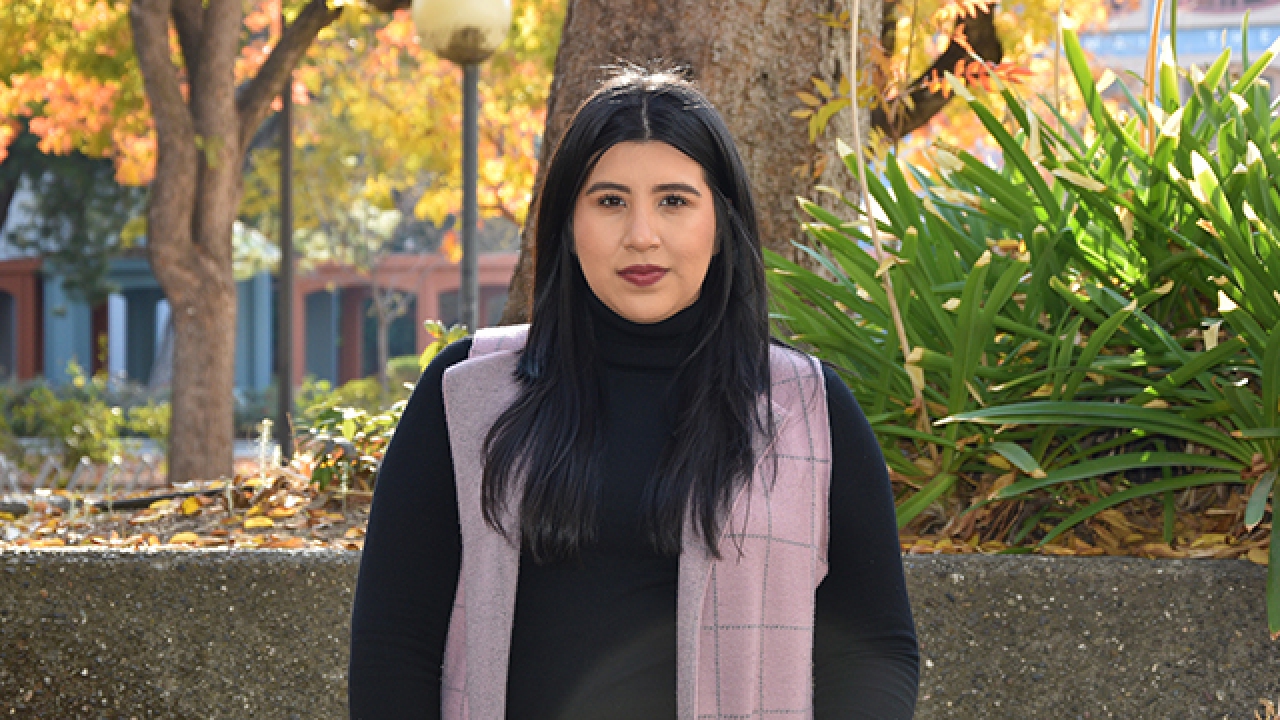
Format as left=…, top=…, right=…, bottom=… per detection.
left=899, top=477, right=1271, bottom=566
left=0, top=457, right=369, bottom=552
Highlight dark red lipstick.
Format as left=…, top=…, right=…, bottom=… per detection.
left=618, top=264, right=667, bottom=287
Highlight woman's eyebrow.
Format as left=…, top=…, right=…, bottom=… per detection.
left=653, top=182, right=702, bottom=197
left=584, top=181, right=630, bottom=194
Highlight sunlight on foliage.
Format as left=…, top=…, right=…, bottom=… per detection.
left=770, top=24, right=1280, bottom=634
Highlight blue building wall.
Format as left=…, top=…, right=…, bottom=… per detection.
left=41, top=258, right=273, bottom=391
left=235, top=271, right=273, bottom=392
left=41, top=274, right=92, bottom=385
left=304, top=289, right=339, bottom=385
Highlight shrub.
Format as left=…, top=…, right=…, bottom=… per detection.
left=296, top=319, right=464, bottom=492
left=768, top=29, right=1279, bottom=632
left=0, top=364, right=172, bottom=472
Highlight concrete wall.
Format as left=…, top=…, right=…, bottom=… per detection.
left=0, top=552, right=1276, bottom=719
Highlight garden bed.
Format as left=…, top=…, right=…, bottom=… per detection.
left=0, top=459, right=369, bottom=552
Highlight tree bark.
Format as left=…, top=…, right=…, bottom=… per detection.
left=130, top=0, right=341, bottom=483
left=498, top=0, right=855, bottom=324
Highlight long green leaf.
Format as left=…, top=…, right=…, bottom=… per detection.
left=999, top=451, right=1244, bottom=498
left=1038, top=472, right=1245, bottom=546
left=1245, top=468, right=1276, bottom=529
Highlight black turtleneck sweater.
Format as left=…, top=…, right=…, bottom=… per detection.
left=348, top=292, right=919, bottom=720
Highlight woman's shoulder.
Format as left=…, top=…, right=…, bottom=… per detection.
left=766, top=339, right=827, bottom=385
left=418, top=336, right=475, bottom=389
left=469, top=323, right=529, bottom=356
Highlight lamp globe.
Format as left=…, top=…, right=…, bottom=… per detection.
left=410, top=0, right=512, bottom=65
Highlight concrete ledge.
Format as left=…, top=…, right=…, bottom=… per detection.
left=1, top=551, right=1276, bottom=719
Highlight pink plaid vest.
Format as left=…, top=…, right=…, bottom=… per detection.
left=440, top=324, right=831, bottom=720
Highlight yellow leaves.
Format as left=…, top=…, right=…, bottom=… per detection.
left=1190, top=533, right=1229, bottom=549
left=168, top=532, right=200, bottom=545
left=933, top=147, right=964, bottom=174
left=1248, top=547, right=1270, bottom=566
left=1051, top=167, right=1106, bottom=192
left=128, top=511, right=164, bottom=525
left=796, top=91, right=823, bottom=108
left=904, top=347, right=926, bottom=394
left=415, top=189, right=460, bottom=228
left=244, top=516, right=275, bottom=530
left=987, top=472, right=1017, bottom=500
left=874, top=254, right=905, bottom=278
left=1219, top=291, right=1239, bottom=314
left=181, top=496, right=202, bottom=516
left=1203, top=320, right=1223, bottom=351
left=1116, top=206, right=1134, bottom=242
left=1029, top=384, right=1055, bottom=398
left=1159, top=107, right=1184, bottom=138
left=0, top=120, right=16, bottom=163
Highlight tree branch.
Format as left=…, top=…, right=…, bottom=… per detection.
left=236, top=0, right=342, bottom=153
left=170, top=0, right=204, bottom=85
left=130, top=0, right=196, bottom=154
left=365, top=0, right=411, bottom=11
left=871, top=6, right=1003, bottom=140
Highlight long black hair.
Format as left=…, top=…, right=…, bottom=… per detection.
left=481, top=68, right=773, bottom=562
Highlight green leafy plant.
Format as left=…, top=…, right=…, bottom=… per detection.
left=768, top=26, right=1280, bottom=634
left=300, top=402, right=405, bottom=492
left=418, top=319, right=469, bottom=370
left=296, top=319, right=466, bottom=492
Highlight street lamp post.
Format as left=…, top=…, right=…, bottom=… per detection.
left=410, top=0, right=512, bottom=332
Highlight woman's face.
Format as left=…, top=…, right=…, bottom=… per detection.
left=572, top=140, right=717, bottom=324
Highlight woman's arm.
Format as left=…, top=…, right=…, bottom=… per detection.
left=813, top=364, right=920, bottom=719
left=348, top=338, right=473, bottom=720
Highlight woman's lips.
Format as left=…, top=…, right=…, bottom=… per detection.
left=618, top=265, right=667, bottom=287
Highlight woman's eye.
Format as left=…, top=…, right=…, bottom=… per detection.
left=597, top=194, right=625, bottom=208
left=660, top=194, right=688, bottom=207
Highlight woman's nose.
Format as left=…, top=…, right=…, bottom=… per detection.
left=623, top=205, right=661, bottom=251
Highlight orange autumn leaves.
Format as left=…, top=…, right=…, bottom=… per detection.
left=0, top=0, right=152, bottom=183
left=3, top=0, right=561, bottom=228
left=0, top=0, right=301, bottom=185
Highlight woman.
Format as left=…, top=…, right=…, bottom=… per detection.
left=349, top=69, right=919, bottom=720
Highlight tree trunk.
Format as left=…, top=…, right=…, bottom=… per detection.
left=167, top=276, right=239, bottom=480
left=499, top=0, right=856, bottom=324
left=130, top=0, right=341, bottom=483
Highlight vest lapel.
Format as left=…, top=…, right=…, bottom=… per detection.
left=675, top=393, right=790, bottom=719
left=443, top=350, right=524, bottom=720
